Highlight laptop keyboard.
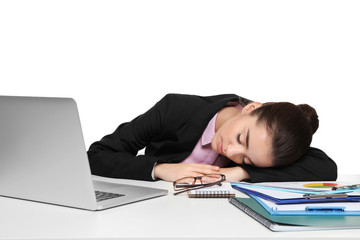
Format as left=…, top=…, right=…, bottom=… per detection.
left=95, top=191, right=125, bottom=202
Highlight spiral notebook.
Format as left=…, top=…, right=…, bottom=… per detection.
left=188, top=182, right=235, bottom=198
left=229, top=197, right=360, bottom=231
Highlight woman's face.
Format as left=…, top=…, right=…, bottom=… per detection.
left=211, top=108, right=273, bottom=168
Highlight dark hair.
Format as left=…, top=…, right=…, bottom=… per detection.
left=250, top=102, right=319, bottom=166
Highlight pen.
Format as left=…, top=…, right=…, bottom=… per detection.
left=306, top=183, right=360, bottom=196
left=332, top=184, right=360, bottom=191
left=303, top=193, right=348, bottom=199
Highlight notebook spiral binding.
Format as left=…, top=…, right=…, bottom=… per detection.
left=188, top=190, right=235, bottom=198
left=229, top=197, right=273, bottom=229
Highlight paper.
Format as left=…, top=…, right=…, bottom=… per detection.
left=231, top=181, right=360, bottom=199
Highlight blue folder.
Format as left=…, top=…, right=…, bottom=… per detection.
left=231, top=184, right=360, bottom=205
left=250, top=195, right=360, bottom=215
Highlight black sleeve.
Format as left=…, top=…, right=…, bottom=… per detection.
left=87, top=94, right=174, bottom=181
left=240, top=147, right=337, bottom=182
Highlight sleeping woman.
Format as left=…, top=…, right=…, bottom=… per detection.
left=87, top=94, right=337, bottom=182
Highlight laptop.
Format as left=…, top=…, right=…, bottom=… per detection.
left=0, top=96, right=168, bottom=210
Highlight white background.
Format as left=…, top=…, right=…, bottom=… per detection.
left=1, top=0, right=359, bottom=176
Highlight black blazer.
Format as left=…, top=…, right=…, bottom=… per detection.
left=87, top=94, right=337, bottom=182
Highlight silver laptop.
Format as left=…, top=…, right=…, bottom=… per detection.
left=0, top=96, right=168, bottom=210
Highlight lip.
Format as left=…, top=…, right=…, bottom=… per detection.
left=217, top=139, right=224, bottom=155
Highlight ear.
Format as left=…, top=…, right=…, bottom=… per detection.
left=242, top=102, right=262, bottom=113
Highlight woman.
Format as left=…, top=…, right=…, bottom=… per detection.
left=87, top=94, right=337, bottom=182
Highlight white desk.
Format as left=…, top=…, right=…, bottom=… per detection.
left=0, top=175, right=359, bottom=240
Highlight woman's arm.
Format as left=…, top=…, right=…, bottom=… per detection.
left=154, top=163, right=221, bottom=182
left=87, top=93, right=234, bottom=181
left=87, top=95, right=173, bottom=180
left=219, top=166, right=250, bottom=181
left=235, top=147, right=337, bottom=182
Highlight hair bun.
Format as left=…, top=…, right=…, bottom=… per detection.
left=297, top=104, right=319, bottom=134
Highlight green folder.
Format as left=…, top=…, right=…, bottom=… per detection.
left=229, top=197, right=360, bottom=232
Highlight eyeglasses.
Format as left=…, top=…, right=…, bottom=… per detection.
left=173, top=174, right=226, bottom=195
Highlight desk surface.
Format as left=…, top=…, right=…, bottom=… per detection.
left=1, top=175, right=360, bottom=240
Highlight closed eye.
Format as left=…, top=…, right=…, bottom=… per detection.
left=237, top=133, right=242, bottom=144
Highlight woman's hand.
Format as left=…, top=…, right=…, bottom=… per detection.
left=220, top=166, right=250, bottom=182
left=154, top=163, right=220, bottom=182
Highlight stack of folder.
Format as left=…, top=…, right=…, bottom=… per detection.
left=229, top=181, right=360, bottom=231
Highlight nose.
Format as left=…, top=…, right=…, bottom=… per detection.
left=224, top=144, right=243, bottom=159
